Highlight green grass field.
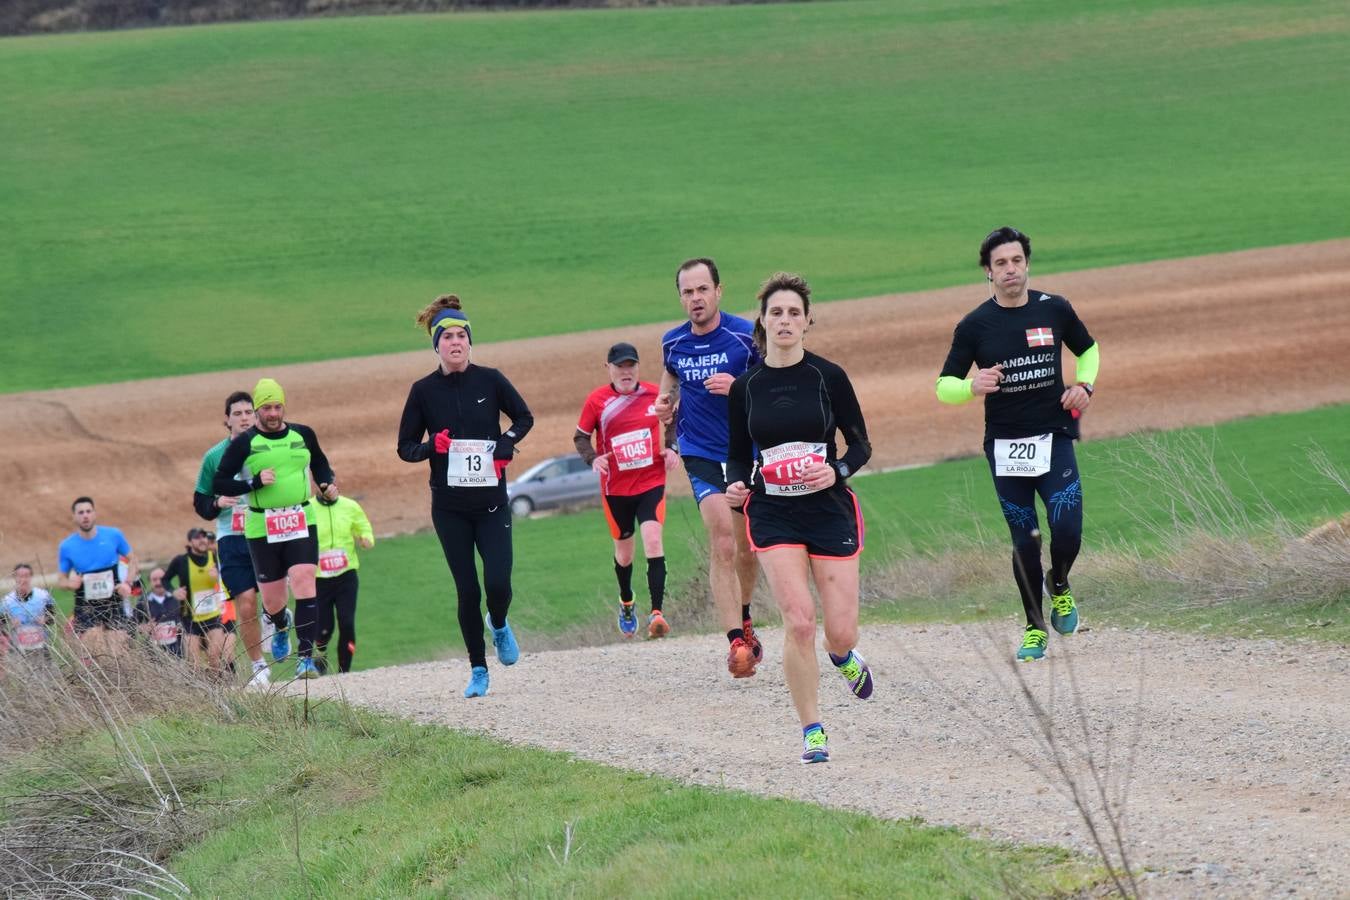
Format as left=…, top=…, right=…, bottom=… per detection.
left=4, top=0, right=1349, bottom=391
left=0, top=698, right=1094, bottom=898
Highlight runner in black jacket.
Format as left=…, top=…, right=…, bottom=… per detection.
left=936, top=227, right=1101, bottom=662
left=398, top=294, right=534, bottom=699
left=725, top=272, right=874, bottom=765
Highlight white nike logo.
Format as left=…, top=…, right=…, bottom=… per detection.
left=477, top=397, right=487, bottom=404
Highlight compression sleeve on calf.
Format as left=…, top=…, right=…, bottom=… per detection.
left=1073, top=342, right=1100, bottom=385
left=935, top=375, right=975, bottom=404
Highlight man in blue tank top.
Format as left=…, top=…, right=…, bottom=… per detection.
left=657, top=257, right=766, bottom=679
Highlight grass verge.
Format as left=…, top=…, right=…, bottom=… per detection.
left=0, top=662, right=1098, bottom=898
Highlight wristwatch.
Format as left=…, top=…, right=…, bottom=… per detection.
left=1078, top=382, right=1094, bottom=397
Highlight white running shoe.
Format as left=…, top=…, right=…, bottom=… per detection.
left=247, top=661, right=271, bottom=689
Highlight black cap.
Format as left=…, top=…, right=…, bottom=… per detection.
left=607, top=342, right=639, bottom=364
left=187, top=527, right=210, bottom=540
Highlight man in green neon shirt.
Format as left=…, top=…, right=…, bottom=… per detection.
left=212, top=377, right=338, bottom=680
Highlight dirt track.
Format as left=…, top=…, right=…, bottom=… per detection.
left=3, top=239, right=1350, bottom=567
left=303, top=623, right=1350, bottom=898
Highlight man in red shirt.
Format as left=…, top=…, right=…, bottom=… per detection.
left=575, top=342, right=679, bottom=639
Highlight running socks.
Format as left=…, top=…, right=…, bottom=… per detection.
left=266, top=607, right=289, bottom=630
left=827, top=651, right=850, bottom=666
left=803, top=722, right=823, bottom=737
left=646, top=556, right=665, bottom=612
left=727, top=627, right=744, bottom=643
left=741, top=604, right=752, bottom=622
left=614, top=559, right=634, bottom=603
left=294, top=597, right=318, bottom=658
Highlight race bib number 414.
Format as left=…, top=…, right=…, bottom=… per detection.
left=993, top=434, right=1053, bottom=477
left=760, top=442, right=828, bottom=496
left=446, top=439, right=497, bottom=488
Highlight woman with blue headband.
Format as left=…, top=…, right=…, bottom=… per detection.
left=398, top=294, right=534, bottom=698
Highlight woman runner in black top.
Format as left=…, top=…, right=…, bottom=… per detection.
left=397, top=294, right=534, bottom=699
left=725, top=272, right=873, bottom=765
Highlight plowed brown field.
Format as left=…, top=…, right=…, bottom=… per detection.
left=4, top=240, right=1348, bottom=566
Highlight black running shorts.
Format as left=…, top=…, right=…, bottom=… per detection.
left=744, top=487, right=863, bottom=559
left=247, top=527, right=319, bottom=584
left=73, top=600, right=124, bottom=633
left=603, top=486, right=666, bottom=540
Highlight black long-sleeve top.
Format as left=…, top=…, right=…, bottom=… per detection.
left=726, top=351, right=871, bottom=494
left=397, top=364, right=534, bottom=511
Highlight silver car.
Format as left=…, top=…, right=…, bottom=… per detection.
left=506, top=454, right=600, bottom=517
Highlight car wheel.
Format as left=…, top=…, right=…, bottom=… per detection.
left=509, top=496, right=534, bottom=518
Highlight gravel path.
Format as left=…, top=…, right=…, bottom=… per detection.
left=298, top=623, right=1349, bottom=898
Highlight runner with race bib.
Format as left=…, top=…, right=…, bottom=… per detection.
left=194, top=390, right=271, bottom=686
left=58, top=496, right=137, bottom=661
left=657, top=257, right=767, bottom=679
left=133, top=568, right=184, bottom=657
left=163, top=528, right=228, bottom=675
left=1, top=564, right=57, bottom=662
left=212, top=378, right=338, bottom=680
left=575, top=342, right=679, bottom=639
left=936, top=227, right=1101, bottom=661
left=398, top=294, right=534, bottom=699
left=725, top=273, right=874, bottom=765
left=312, top=493, right=375, bottom=674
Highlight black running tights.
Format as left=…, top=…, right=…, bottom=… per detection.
left=431, top=504, right=514, bottom=668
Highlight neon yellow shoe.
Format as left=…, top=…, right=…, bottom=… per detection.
left=800, top=726, right=830, bottom=764
left=1050, top=590, right=1079, bottom=635
left=1017, top=626, right=1048, bottom=662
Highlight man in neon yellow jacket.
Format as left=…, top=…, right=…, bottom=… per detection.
left=312, top=494, right=374, bottom=674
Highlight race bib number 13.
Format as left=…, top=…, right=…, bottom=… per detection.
left=760, top=442, right=828, bottom=496
left=446, top=439, right=497, bottom=488
left=993, top=434, right=1053, bottom=477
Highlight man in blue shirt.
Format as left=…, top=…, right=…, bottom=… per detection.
left=657, top=257, right=765, bottom=679
left=58, top=496, right=137, bottom=659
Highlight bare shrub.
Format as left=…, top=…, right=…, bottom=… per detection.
left=0, top=625, right=239, bottom=897
left=1096, top=432, right=1349, bottom=608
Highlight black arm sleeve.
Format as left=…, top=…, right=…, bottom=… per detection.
left=212, top=432, right=257, bottom=496
left=938, top=319, right=977, bottom=379
left=397, top=382, right=433, bottom=463
left=295, top=424, right=335, bottom=486
left=725, top=376, right=754, bottom=488
left=494, top=372, right=534, bottom=459
left=193, top=491, right=218, bottom=521
left=827, top=365, right=871, bottom=478
left=1060, top=300, right=1095, bottom=356
left=574, top=430, right=597, bottom=466
left=161, top=555, right=189, bottom=595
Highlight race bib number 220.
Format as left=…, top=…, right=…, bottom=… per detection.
left=993, top=434, right=1053, bottom=477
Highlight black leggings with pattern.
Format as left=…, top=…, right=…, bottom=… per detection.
left=984, top=433, right=1083, bottom=631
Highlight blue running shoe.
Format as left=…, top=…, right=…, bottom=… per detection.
left=1017, top=626, right=1048, bottom=662
left=1050, top=589, right=1080, bottom=635
left=464, top=666, right=490, bottom=698
left=617, top=602, right=637, bottom=638
left=295, top=657, right=319, bottom=680
left=800, top=726, right=830, bottom=764
left=835, top=650, right=874, bottom=700
left=270, top=609, right=292, bottom=661
left=487, top=615, right=519, bottom=666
